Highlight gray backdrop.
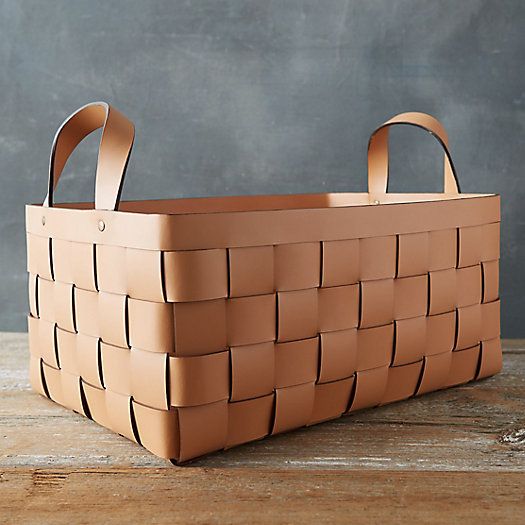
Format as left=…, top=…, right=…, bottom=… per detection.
left=0, top=1, right=523, bottom=335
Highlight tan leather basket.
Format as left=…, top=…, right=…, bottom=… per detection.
left=26, top=102, right=501, bottom=463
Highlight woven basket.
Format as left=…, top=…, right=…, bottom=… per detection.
left=26, top=102, right=501, bottom=463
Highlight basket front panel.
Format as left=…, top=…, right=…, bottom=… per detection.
left=26, top=197, right=502, bottom=462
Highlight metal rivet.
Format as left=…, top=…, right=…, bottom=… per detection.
left=372, top=199, right=381, bottom=205
left=41, top=216, right=46, bottom=225
left=98, top=220, right=105, bottom=232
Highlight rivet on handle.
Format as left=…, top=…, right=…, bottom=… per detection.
left=98, top=220, right=106, bottom=232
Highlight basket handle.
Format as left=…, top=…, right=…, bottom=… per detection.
left=44, top=102, right=135, bottom=210
left=367, top=112, right=460, bottom=200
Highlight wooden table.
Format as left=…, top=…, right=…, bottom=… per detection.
left=1, top=334, right=524, bottom=523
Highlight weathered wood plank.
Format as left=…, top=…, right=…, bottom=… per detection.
left=1, top=334, right=524, bottom=470
left=501, top=339, right=525, bottom=352
left=1, top=469, right=524, bottom=525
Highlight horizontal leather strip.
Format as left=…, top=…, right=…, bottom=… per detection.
left=27, top=193, right=500, bottom=251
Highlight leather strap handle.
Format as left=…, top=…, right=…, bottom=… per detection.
left=44, top=102, right=135, bottom=210
left=367, top=112, right=460, bottom=199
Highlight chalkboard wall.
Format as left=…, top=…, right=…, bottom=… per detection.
left=0, top=1, right=523, bottom=335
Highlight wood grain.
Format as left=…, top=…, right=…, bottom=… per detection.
left=1, top=334, right=524, bottom=523
left=1, top=469, right=524, bottom=525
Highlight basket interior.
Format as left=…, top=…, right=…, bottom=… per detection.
left=53, top=192, right=495, bottom=215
